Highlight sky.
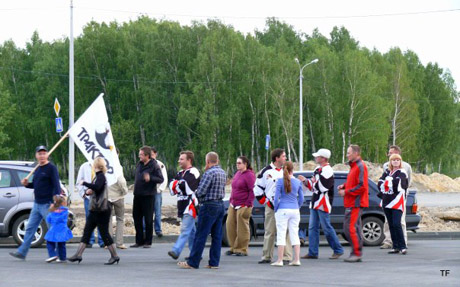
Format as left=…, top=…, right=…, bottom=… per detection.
left=1, top=0, right=459, bottom=90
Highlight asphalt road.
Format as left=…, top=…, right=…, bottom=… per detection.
left=1, top=240, right=459, bottom=286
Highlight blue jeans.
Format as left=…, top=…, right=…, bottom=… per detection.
left=154, top=192, right=162, bottom=234
left=308, top=209, right=344, bottom=257
left=187, top=201, right=225, bottom=269
left=84, top=197, right=103, bottom=246
left=299, top=228, right=307, bottom=241
left=172, top=214, right=196, bottom=256
left=17, top=203, right=50, bottom=257
left=46, top=241, right=66, bottom=260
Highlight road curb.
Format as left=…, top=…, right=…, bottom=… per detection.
left=1, top=232, right=459, bottom=247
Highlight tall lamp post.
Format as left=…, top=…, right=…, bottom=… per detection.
left=295, top=58, right=318, bottom=171
left=69, top=0, right=75, bottom=194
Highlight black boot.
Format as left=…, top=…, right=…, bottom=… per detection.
left=105, top=244, right=120, bottom=265
left=68, top=243, right=86, bottom=264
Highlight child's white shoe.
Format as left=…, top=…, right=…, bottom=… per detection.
left=46, top=256, right=58, bottom=263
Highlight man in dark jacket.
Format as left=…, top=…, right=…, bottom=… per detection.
left=10, top=145, right=61, bottom=260
left=131, top=146, right=164, bottom=248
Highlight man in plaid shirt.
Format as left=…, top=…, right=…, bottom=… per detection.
left=178, top=152, right=227, bottom=269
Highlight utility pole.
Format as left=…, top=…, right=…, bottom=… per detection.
left=69, top=0, right=75, bottom=194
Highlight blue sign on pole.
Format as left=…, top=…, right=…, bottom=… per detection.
left=55, top=117, right=63, bottom=133
left=265, top=134, right=270, bottom=150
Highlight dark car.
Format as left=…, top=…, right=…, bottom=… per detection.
left=223, top=170, right=421, bottom=247
left=0, top=161, right=75, bottom=247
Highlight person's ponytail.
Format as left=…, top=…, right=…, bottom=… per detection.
left=283, top=161, right=293, bottom=193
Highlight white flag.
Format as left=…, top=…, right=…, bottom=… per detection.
left=69, top=93, right=122, bottom=186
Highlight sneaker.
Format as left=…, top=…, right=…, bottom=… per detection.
left=388, top=249, right=400, bottom=254
left=117, top=245, right=128, bottom=250
left=46, top=256, right=58, bottom=263
left=344, top=255, right=362, bottom=263
left=380, top=243, right=392, bottom=249
left=301, top=254, right=318, bottom=259
left=225, top=250, right=234, bottom=256
left=56, top=259, right=67, bottom=264
left=9, top=252, right=26, bottom=260
left=234, top=252, right=247, bottom=257
left=271, top=261, right=283, bottom=267
left=329, top=253, right=344, bottom=260
left=168, top=251, right=179, bottom=260
left=156, top=232, right=163, bottom=238
left=258, top=259, right=272, bottom=264
left=401, top=249, right=408, bottom=255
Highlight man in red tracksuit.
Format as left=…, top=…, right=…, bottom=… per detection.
left=338, top=144, right=369, bottom=263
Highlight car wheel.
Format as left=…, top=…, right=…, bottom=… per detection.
left=362, top=216, right=384, bottom=246
left=12, top=214, right=47, bottom=248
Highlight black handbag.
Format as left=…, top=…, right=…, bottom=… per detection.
left=89, top=178, right=110, bottom=212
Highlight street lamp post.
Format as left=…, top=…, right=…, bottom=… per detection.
left=295, top=58, right=318, bottom=171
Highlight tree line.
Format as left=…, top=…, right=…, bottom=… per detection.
left=0, top=17, right=458, bottom=180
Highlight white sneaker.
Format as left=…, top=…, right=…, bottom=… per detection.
left=271, top=261, right=284, bottom=267
left=46, top=256, right=58, bottom=263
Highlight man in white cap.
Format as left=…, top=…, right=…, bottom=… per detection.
left=298, top=148, right=344, bottom=260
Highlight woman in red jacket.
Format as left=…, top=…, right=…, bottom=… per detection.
left=377, top=154, right=408, bottom=255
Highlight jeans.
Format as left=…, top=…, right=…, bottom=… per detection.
left=187, top=201, right=225, bottom=268
left=46, top=241, right=66, bottom=260
left=299, top=229, right=307, bottom=241
left=384, top=208, right=407, bottom=250
left=84, top=197, right=103, bottom=246
left=154, top=192, right=162, bottom=234
left=308, top=209, right=344, bottom=256
left=17, top=203, right=50, bottom=257
left=172, top=214, right=196, bottom=256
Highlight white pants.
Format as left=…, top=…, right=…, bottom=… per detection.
left=275, top=209, right=300, bottom=246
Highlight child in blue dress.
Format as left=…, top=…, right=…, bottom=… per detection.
left=45, top=195, right=73, bottom=263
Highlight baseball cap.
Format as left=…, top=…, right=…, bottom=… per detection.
left=35, top=145, right=48, bottom=153
left=312, top=148, right=331, bottom=159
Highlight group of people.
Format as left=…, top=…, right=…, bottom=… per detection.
left=9, top=141, right=411, bottom=268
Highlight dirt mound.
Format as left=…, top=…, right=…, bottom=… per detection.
left=331, top=161, right=382, bottom=182
left=411, top=173, right=460, bottom=193
left=293, top=161, right=317, bottom=171
left=418, top=206, right=460, bottom=231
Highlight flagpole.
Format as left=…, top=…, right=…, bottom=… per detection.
left=69, top=0, right=75, bottom=194
left=25, top=131, right=70, bottom=180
